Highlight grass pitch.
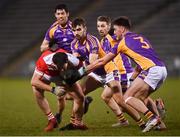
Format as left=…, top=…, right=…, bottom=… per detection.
left=0, top=78, right=180, bottom=136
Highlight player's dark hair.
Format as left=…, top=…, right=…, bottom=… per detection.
left=113, top=16, right=131, bottom=30
left=72, top=17, right=86, bottom=28
left=97, top=16, right=111, bottom=25
left=55, top=4, right=69, bottom=13
left=52, top=52, right=68, bottom=69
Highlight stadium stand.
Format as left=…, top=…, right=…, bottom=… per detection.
left=136, top=0, right=180, bottom=74
left=0, top=0, right=179, bottom=77
left=82, top=0, right=168, bottom=35
left=0, top=0, right=92, bottom=76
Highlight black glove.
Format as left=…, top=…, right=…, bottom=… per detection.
left=61, top=67, right=86, bottom=86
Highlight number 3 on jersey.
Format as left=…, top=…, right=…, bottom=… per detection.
left=133, top=36, right=151, bottom=49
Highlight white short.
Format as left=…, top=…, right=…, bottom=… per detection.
left=138, top=66, right=167, bottom=90
left=88, top=71, right=120, bottom=85
left=127, top=72, right=133, bottom=87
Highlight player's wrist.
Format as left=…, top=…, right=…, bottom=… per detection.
left=51, top=86, right=55, bottom=93
left=129, top=78, right=134, bottom=82
left=78, top=66, right=87, bottom=76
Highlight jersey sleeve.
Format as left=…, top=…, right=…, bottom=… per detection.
left=87, top=35, right=100, bottom=54
left=111, top=38, right=125, bottom=55
left=45, top=23, right=57, bottom=42
left=35, top=58, right=47, bottom=76
left=66, top=53, right=80, bottom=67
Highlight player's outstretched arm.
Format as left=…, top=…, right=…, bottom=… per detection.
left=40, top=39, right=50, bottom=52
left=86, top=52, right=116, bottom=73
left=62, top=53, right=116, bottom=86
left=31, top=72, right=52, bottom=91
left=31, top=72, right=66, bottom=96
left=61, top=67, right=86, bottom=86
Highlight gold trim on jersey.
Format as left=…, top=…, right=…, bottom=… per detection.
left=117, top=38, right=156, bottom=70
left=49, top=24, right=58, bottom=39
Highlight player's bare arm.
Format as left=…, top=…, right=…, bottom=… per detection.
left=31, top=72, right=52, bottom=91
left=89, top=53, right=99, bottom=64
left=31, top=71, right=66, bottom=96
left=40, top=39, right=50, bottom=52
left=86, top=52, right=116, bottom=74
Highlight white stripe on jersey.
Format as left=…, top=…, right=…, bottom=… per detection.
left=43, top=53, right=56, bottom=65
left=66, top=53, right=80, bottom=67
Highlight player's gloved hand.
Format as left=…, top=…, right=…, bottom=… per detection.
left=51, top=86, right=66, bottom=97
left=61, top=67, right=86, bottom=86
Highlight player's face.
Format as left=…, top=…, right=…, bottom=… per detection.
left=55, top=9, right=69, bottom=25
left=73, top=25, right=87, bottom=40
left=113, top=25, right=124, bottom=40
left=97, top=21, right=110, bottom=37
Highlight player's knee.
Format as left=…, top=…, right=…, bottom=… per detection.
left=101, top=93, right=110, bottom=103
left=120, top=101, right=127, bottom=108
left=115, top=97, right=126, bottom=107
left=111, top=84, right=120, bottom=93
left=124, top=90, right=133, bottom=100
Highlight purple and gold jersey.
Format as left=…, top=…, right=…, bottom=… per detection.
left=111, top=32, right=164, bottom=70
left=45, top=21, right=74, bottom=52
left=71, top=33, right=106, bottom=75
left=100, top=34, right=133, bottom=75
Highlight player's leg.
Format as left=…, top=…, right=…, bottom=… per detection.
left=81, top=75, right=102, bottom=95
left=155, top=98, right=166, bottom=121
left=108, top=80, right=145, bottom=129
left=32, top=84, right=58, bottom=131
left=124, top=66, right=167, bottom=132
left=55, top=96, right=66, bottom=124
left=81, top=75, right=102, bottom=113
left=144, top=97, right=167, bottom=130
left=124, top=78, right=151, bottom=113
left=101, top=86, right=129, bottom=127
left=144, top=97, right=160, bottom=117
left=67, top=82, right=87, bottom=129
left=124, top=77, right=159, bottom=132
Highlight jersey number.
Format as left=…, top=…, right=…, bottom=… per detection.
left=133, top=36, right=151, bottom=49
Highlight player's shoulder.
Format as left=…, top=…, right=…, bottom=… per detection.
left=87, top=34, right=99, bottom=45
left=51, top=21, right=58, bottom=27
left=87, top=33, right=98, bottom=41
left=48, top=22, right=59, bottom=32
left=125, top=32, right=139, bottom=39
left=36, top=51, right=52, bottom=69
left=40, top=50, right=53, bottom=58
left=105, top=34, right=115, bottom=42
left=104, top=34, right=119, bottom=47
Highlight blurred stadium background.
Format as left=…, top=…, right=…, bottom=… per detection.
left=1, top=0, right=180, bottom=136
left=0, top=0, right=180, bottom=78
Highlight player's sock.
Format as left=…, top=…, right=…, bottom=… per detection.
left=46, top=112, right=55, bottom=121
left=74, top=118, right=83, bottom=126
left=117, top=113, right=127, bottom=122
left=144, top=110, right=154, bottom=120
left=136, top=118, right=145, bottom=129
left=70, top=115, right=75, bottom=124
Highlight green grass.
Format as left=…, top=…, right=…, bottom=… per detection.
left=0, top=78, right=180, bottom=136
